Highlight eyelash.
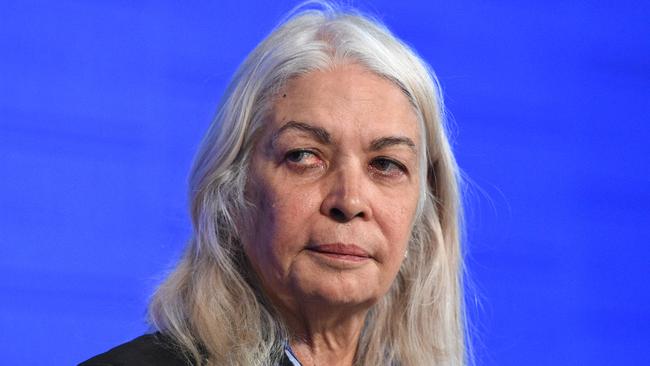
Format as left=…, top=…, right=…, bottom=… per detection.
left=368, top=157, right=408, bottom=177
left=285, top=149, right=322, bottom=164
left=283, top=150, right=325, bottom=175
left=283, top=149, right=408, bottom=178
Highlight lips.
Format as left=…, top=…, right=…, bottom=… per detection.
left=306, top=243, right=371, bottom=261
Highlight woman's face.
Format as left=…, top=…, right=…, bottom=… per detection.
left=244, top=64, right=421, bottom=313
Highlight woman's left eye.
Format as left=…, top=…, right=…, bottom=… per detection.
left=369, top=157, right=407, bottom=177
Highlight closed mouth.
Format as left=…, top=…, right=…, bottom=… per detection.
left=306, top=243, right=371, bottom=261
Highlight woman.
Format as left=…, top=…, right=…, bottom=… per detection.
left=81, top=2, right=466, bottom=365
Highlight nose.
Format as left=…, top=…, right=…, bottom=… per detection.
left=320, top=164, right=372, bottom=223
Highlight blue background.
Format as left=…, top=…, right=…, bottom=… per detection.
left=1, top=1, right=648, bottom=365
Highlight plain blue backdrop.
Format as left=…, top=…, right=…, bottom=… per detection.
left=1, top=1, right=648, bottom=365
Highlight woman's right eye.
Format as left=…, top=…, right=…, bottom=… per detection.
left=286, top=150, right=314, bottom=163
left=283, top=149, right=324, bottom=169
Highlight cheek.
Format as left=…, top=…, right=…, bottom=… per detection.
left=376, top=192, right=419, bottom=262
left=275, top=188, right=321, bottom=221
left=247, top=183, right=321, bottom=272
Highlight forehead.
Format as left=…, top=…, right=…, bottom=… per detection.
left=268, top=64, right=420, bottom=142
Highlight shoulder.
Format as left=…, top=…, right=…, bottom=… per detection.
left=78, top=332, right=193, bottom=366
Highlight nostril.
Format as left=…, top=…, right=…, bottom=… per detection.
left=329, top=208, right=347, bottom=223
left=329, top=207, right=365, bottom=222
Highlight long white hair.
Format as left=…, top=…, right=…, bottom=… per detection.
left=149, top=2, right=466, bottom=365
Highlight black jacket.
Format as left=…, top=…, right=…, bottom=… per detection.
left=78, top=333, right=296, bottom=366
left=79, top=333, right=192, bottom=366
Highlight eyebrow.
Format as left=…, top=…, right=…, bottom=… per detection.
left=370, top=136, right=416, bottom=153
left=271, top=121, right=332, bottom=146
left=271, top=120, right=416, bottom=153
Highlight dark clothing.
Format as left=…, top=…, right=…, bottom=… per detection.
left=78, top=332, right=297, bottom=366
left=79, top=333, right=192, bottom=366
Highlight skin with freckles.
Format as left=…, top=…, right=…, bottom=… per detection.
left=243, top=63, right=421, bottom=365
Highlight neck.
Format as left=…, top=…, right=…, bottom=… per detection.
left=282, top=302, right=370, bottom=366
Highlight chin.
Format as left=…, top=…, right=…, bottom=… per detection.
left=289, top=268, right=382, bottom=309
